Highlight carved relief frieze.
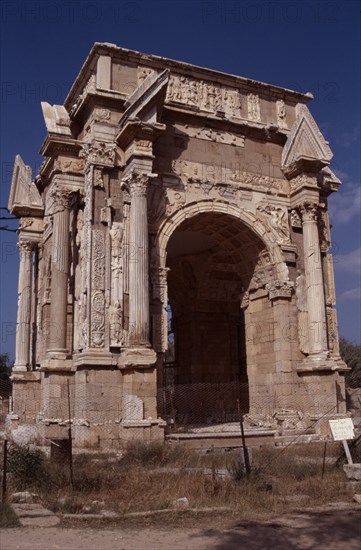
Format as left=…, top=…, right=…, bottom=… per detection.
left=266, top=280, right=294, bottom=300
left=90, top=229, right=106, bottom=348
left=93, top=108, right=111, bottom=122
left=166, top=74, right=242, bottom=118
left=174, top=123, right=245, bottom=147
left=162, top=158, right=287, bottom=195
left=247, top=93, right=261, bottom=122
left=289, top=173, right=318, bottom=192
left=53, top=158, right=85, bottom=174
left=80, top=141, right=116, bottom=167
left=256, top=202, right=290, bottom=244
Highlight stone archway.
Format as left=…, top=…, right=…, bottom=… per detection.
left=152, top=202, right=286, bottom=426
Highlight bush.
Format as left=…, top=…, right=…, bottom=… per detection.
left=0, top=502, right=21, bottom=528
left=8, top=445, right=47, bottom=490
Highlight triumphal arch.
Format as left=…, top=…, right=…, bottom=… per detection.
left=8, top=43, right=348, bottom=448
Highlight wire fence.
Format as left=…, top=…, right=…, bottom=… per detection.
left=1, top=377, right=359, bottom=443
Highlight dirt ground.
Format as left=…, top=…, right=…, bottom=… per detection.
left=1, top=506, right=360, bottom=550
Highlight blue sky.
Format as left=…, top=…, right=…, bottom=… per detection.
left=0, top=0, right=360, bottom=358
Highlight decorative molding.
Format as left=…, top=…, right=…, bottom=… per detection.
left=266, top=280, right=294, bottom=300
left=174, top=123, right=245, bottom=147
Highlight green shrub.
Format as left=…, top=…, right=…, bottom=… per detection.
left=8, top=445, right=47, bottom=490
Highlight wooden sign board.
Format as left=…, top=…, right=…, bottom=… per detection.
left=329, top=418, right=355, bottom=441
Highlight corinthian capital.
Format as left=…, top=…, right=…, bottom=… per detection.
left=299, top=202, right=319, bottom=222
left=18, top=240, right=34, bottom=259
left=122, top=170, right=150, bottom=198
left=50, top=188, right=74, bottom=211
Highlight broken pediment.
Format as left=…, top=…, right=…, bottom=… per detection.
left=41, top=102, right=72, bottom=135
left=8, top=155, right=43, bottom=216
left=282, top=105, right=333, bottom=177
left=120, top=69, right=169, bottom=128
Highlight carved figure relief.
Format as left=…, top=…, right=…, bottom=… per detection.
left=247, top=93, right=261, bottom=122
left=256, top=203, right=290, bottom=244
left=276, top=99, right=287, bottom=129
left=290, top=209, right=302, bottom=228
left=94, top=168, right=104, bottom=189
left=166, top=74, right=241, bottom=118
left=110, top=300, right=123, bottom=346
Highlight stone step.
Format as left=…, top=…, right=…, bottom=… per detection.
left=12, top=503, right=61, bottom=527
left=274, top=433, right=322, bottom=446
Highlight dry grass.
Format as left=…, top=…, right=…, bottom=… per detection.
left=7, top=440, right=361, bottom=522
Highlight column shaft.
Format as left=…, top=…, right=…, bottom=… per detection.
left=128, top=175, right=150, bottom=346
left=301, top=204, right=328, bottom=355
left=48, top=191, right=72, bottom=354
left=14, top=241, right=34, bottom=371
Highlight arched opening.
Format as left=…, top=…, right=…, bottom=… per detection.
left=162, top=211, right=267, bottom=426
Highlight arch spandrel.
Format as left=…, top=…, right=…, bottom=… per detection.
left=154, top=199, right=290, bottom=283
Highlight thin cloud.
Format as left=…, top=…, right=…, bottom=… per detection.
left=329, top=181, right=361, bottom=225
left=333, top=247, right=361, bottom=274
left=339, top=287, right=361, bottom=301
left=335, top=125, right=360, bottom=148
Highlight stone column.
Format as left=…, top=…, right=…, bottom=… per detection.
left=128, top=173, right=150, bottom=346
left=48, top=189, right=73, bottom=355
left=14, top=240, right=34, bottom=371
left=300, top=202, right=328, bottom=356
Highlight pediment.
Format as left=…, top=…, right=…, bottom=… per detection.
left=8, top=155, right=43, bottom=216
left=120, top=69, right=169, bottom=127
left=282, top=105, right=333, bottom=176
left=41, top=102, right=72, bottom=135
